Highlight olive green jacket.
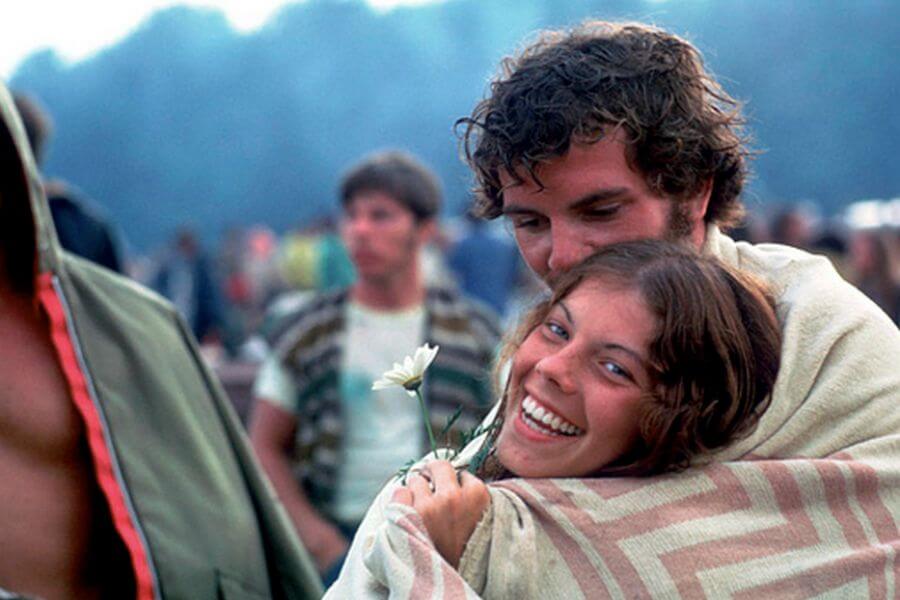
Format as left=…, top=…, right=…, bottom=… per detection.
left=0, top=85, right=321, bottom=599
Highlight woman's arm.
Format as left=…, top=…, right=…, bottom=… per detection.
left=391, top=460, right=490, bottom=568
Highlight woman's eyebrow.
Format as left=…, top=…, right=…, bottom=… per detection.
left=558, top=300, right=574, bottom=325
left=602, top=343, right=647, bottom=366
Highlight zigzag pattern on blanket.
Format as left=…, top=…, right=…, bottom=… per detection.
left=398, top=512, right=458, bottom=598
left=370, top=503, right=478, bottom=600
left=496, top=456, right=899, bottom=598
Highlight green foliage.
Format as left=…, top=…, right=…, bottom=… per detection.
left=395, top=404, right=499, bottom=480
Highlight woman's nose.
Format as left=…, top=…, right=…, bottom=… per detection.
left=534, top=348, right=577, bottom=394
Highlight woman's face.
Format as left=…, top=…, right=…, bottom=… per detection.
left=496, top=278, right=656, bottom=478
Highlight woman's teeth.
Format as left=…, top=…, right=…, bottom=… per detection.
left=520, top=396, right=583, bottom=436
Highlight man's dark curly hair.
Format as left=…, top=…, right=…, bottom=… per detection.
left=459, top=21, right=750, bottom=229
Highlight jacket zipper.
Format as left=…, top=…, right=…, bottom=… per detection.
left=49, top=275, right=161, bottom=600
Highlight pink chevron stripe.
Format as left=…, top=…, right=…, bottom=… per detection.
left=734, top=544, right=900, bottom=599
left=397, top=510, right=431, bottom=539
left=517, top=479, right=647, bottom=597
left=510, top=466, right=755, bottom=595
left=816, top=462, right=868, bottom=547
left=501, top=481, right=614, bottom=598
left=815, top=461, right=887, bottom=596
left=575, top=475, right=651, bottom=500
left=660, top=461, right=820, bottom=597
left=440, top=561, right=468, bottom=600
left=832, top=455, right=900, bottom=546
left=397, top=513, right=436, bottom=598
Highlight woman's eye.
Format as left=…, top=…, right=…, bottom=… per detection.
left=545, top=321, right=569, bottom=340
left=602, top=361, right=630, bottom=379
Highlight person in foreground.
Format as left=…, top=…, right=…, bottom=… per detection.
left=328, top=20, right=900, bottom=597
left=364, top=239, right=783, bottom=596
left=0, top=83, right=321, bottom=598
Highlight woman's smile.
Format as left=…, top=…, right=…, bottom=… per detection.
left=517, top=394, right=583, bottom=437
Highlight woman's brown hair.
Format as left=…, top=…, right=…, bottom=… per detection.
left=478, top=239, right=781, bottom=478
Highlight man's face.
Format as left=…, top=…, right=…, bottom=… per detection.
left=500, top=129, right=708, bottom=283
left=340, top=190, right=425, bottom=282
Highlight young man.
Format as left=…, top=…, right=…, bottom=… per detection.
left=0, top=84, right=320, bottom=599
left=329, top=21, right=900, bottom=596
left=248, top=151, right=500, bottom=582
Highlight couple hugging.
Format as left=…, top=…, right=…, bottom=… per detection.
left=327, top=21, right=900, bottom=598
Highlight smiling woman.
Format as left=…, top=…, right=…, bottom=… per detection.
left=485, top=238, right=782, bottom=479
left=495, top=279, right=654, bottom=478
left=374, top=239, right=782, bottom=570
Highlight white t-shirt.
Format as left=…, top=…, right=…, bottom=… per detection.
left=254, top=301, right=426, bottom=524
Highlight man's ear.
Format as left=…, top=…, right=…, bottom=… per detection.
left=416, top=218, right=437, bottom=245
left=688, top=178, right=713, bottom=222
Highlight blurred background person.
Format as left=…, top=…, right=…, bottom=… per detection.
left=769, top=203, right=818, bottom=250
left=248, top=150, right=501, bottom=584
left=447, top=210, right=522, bottom=319
left=12, top=91, right=125, bottom=274
left=849, top=228, right=900, bottom=323
left=151, top=227, right=226, bottom=345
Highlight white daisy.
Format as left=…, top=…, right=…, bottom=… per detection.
left=372, top=343, right=439, bottom=396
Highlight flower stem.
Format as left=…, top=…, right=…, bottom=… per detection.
left=416, top=389, right=438, bottom=457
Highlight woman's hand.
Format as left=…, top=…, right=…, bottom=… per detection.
left=391, top=460, right=490, bottom=568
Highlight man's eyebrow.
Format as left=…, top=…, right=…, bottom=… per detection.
left=569, top=188, right=631, bottom=210
left=501, top=187, right=631, bottom=216
left=500, top=205, right=539, bottom=216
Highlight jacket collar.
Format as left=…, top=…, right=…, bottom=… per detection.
left=0, top=83, right=62, bottom=278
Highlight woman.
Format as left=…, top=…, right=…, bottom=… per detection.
left=327, top=237, right=900, bottom=598
left=388, top=239, right=782, bottom=572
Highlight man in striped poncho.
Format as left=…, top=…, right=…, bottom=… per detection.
left=249, top=150, right=500, bottom=587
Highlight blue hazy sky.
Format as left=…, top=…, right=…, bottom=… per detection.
left=1, top=0, right=439, bottom=77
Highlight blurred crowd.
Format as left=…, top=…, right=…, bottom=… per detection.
left=133, top=213, right=535, bottom=367
left=131, top=200, right=900, bottom=368
left=732, top=202, right=900, bottom=324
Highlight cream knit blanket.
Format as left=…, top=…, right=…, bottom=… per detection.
left=327, top=229, right=900, bottom=598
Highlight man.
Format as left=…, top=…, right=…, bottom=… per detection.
left=13, top=92, right=126, bottom=274
left=152, top=228, right=227, bottom=343
left=0, top=84, right=320, bottom=598
left=248, top=151, right=500, bottom=582
left=329, top=21, right=900, bottom=596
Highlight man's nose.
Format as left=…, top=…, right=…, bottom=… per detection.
left=344, top=217, right=372, bottom=237
left=547, top=226, right=593, bottom=276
